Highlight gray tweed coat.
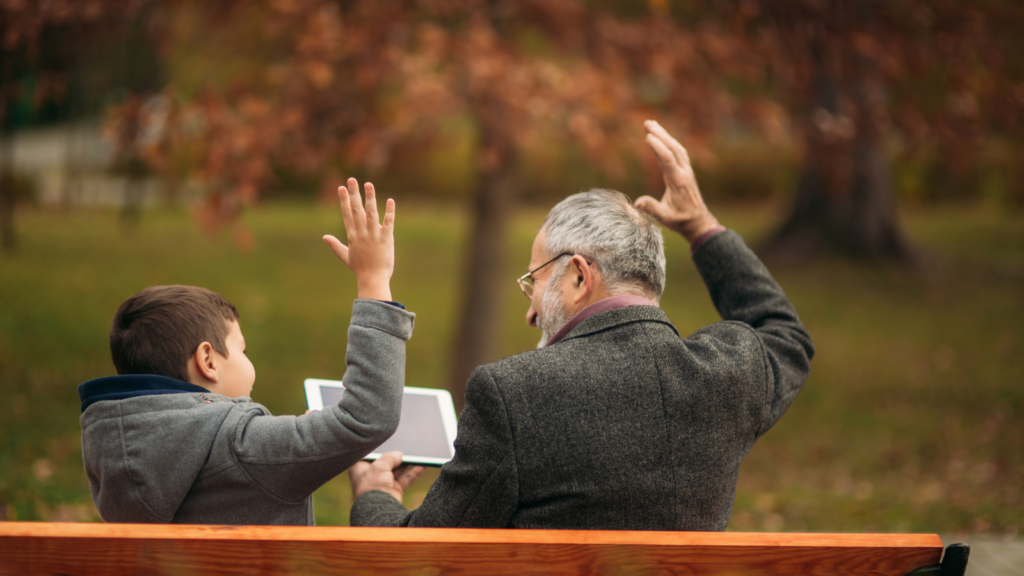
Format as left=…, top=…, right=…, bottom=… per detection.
left=351, top=230, right=814, bottom=531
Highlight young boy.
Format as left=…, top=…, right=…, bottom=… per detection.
left=78, top=179, right=413, bottom=525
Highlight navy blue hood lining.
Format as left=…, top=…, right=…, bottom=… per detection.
left=78, top=374, right=209, bottom=413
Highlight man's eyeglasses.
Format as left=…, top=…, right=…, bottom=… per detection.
left=518, top=253, right=589, bottom=300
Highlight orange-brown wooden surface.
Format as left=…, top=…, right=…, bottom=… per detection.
left=0, top=522, right=943, bottom=576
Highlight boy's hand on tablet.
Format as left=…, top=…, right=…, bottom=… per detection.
left=323, top=177, right=396, bottom=301
left=349, top=451, right=424, bottom=502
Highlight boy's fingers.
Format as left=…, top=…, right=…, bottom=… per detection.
left=382, top=198, right=396, bottom=233
left=364, top=182, right=379, bottom=226
left=337, top=186, right=354, bottom=232
left=347, top=177, right=366, bottom=230
left=323, top=235, right=350, bottom=266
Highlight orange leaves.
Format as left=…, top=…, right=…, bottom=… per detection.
left=304, top=61, right=334, bottom=89
left=108, top=0, right=760, bottom=221
left=294, top=3, right=342, bottom=89
left=811, top=108, right=856, bottom=142
left=133, top=0, right=1024, bottom=236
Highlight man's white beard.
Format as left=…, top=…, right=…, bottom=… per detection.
left=537, top=276, right=572, bottom=348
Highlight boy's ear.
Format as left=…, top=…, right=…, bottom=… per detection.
left=191, top=341, right=218, bottom=383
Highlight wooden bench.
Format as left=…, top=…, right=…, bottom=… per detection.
left=0, top=521, right=969, bottom=575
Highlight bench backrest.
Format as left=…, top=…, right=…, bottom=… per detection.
left=0, top=521, right=944, bottom=575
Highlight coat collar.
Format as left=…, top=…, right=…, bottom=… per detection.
left=544, top=295, right=656, bottom=346
left=78, top=374, right=209, bottom=413
left=554, top=304, right=679, bottom=345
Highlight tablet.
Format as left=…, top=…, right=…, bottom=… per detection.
left=303, top=378, right=458, bottom=466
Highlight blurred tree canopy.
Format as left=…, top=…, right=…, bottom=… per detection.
left=737, top=0, right=1024, bottom=258
left=128, top=0, right=753, bottom=396
left=0, top=0, right=157, bottom=248
left=4, top=0, right=1022, bottom=399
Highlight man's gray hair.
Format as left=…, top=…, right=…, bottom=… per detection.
left=542, top=189, right=666, bottom=300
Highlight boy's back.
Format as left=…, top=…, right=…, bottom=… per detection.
left=79, top=300, right=412, bottom=525
left=79, top=179, right=411, bottom=525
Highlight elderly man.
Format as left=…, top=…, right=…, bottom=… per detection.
left=348, top=121, right=814, bottom=531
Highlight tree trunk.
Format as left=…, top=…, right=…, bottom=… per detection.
left=0, top=47, right=14, bottom=253
left=121, top=163, right=146, bottom=229
left=0, top=132, right=14, bottom=252
left=768, top=132, right=909, bottom=259
left=765, top=16, right=911, bottom=260
left=447, top=132, right=517, bottom=412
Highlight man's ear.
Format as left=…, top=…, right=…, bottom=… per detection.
left=192, top=341, right=219, bottom=383
left=566, top=255, right=594, bottom=305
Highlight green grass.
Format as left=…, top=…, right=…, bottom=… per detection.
left=0, top=201, right=1021, bottom=533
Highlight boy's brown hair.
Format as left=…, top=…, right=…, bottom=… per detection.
left=110, top=285, right=240, bottom=382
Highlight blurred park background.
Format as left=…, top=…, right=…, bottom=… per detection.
left=1, top=0, right=1022, bottom=537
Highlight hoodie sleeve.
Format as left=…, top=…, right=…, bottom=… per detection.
left=231, top=299, right=414, bottom=502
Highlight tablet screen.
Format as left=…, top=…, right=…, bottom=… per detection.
left=373, top=393, right=452, bottom=460
left=319, top=384, right=345, bottom=408
left=304, top=378, right=457, bottom=466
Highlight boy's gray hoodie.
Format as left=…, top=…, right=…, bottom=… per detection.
left=78, top=300, right=414, bottom=525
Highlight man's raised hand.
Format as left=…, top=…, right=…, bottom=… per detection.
left=634, top=120, right=720, bottom=244
left=323, top=177, right=396, bottom=301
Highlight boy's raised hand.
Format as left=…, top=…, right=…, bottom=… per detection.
left=323, top=177, right=396, bottom=301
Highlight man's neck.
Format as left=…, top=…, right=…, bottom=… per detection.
left=545, top=294, right=658, bottom=347
left=571, top=287, right=615, bottom=316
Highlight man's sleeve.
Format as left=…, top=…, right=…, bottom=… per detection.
left=692, top=230, right=815, bottom=435
left=350, top=367, right=519, bottom=527
left=230, top=300, right=415, bottom=502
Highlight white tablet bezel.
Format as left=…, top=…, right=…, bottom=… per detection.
left=303, top=378, right=458, bottom=466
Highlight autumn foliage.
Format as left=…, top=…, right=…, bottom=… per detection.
left=6, top=0, right=1022, bottom=394
left=90, top=1, right=1020, bottom=231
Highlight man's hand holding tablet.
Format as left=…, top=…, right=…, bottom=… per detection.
left=305, top=380, right=457, bottom=503
left=349, top=451, right=424, bottom=501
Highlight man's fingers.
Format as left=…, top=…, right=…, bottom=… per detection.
left=348, top=461, right=371, bottom=496
left=646, top=133, right=679, bottom=172
left=364, top=182, right=379, bottom=226
left=323, top=235, right=350, bottom=265
left=348, top=461, right=372, bottom=483
left=382, top=198, right=396, bottom=233
left=645, top=120, right=690, bottom=168
left=375, top=451, right=404, bottom=470
left=634, top=195, right=671, bottom=224
left=645, top=120, right=678, bottom=152
left=396, top=465, right=425, bottom=490
left=647, top=132, right=693, bottom=192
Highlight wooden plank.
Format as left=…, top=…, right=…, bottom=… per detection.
left=0, top=522, right=943, bottom=576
